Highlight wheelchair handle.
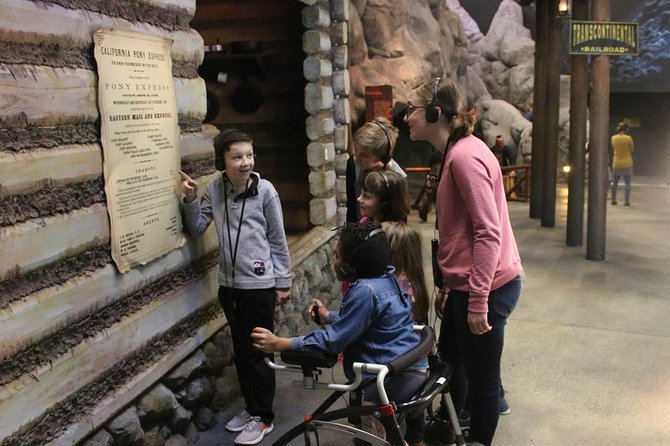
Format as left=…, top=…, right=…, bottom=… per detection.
left=384, top=325, right=435, bottom=375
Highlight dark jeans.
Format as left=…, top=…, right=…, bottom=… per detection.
left=219, top=286, right=276, bottom=424
left=438, top=276, right=522, bottom=446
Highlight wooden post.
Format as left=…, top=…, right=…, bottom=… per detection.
left=566, top=0, right=589, bottom=246
left=529, top=0, right=549, bottom=219
left=541, top=0, right=562, bottom=228
left=586, top=0, right=611, bottom=260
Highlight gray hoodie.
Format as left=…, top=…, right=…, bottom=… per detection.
left=182, top=172, right=292, bottom=290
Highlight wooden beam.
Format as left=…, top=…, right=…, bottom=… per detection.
left=142, top=0, right=196, bottom=17
left=0, top=0, right=203, bottom=64
left=0, top=204, right=110, bottom=282
left=0, top=173, right=221, bottom=282
left=0, top=227, right=218, bottom=359
left=0, top=269, right=219, bottom=440
left=0, top=66, right=205, bottom=127
left=0, top=145, right=102, bottom=199
left=0, top=128, right=216, bottom=199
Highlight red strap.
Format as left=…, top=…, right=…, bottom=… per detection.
left=379, top=402, right=397, bottom=416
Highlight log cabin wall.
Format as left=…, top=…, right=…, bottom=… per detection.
left=0, top=0, right=350, bottom=444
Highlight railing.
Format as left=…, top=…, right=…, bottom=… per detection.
left=501, top=164, right=531, bottom=202
left=405, top=165, right=531, bottom=205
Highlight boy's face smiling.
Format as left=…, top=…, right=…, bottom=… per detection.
left=224, top=141, right=255, bottom=187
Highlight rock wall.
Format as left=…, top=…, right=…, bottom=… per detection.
left=346, top=0, right=470, bottom=118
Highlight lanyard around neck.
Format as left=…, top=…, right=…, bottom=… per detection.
left=223, top=174, right=249, bottom=284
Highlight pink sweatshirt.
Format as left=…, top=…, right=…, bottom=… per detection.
left=436, top=135, right=522, bottom=313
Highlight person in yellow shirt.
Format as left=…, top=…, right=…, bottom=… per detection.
left=611, top=122, right=634, bottom=206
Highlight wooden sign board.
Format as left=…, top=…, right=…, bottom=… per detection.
left=570, top=21, right=639, bottom=56
left=365, top=85, right=393, bottom=122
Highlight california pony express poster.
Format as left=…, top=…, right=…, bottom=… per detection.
left=94, top=29, right=185, bottom=273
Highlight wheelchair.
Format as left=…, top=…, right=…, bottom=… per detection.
left=264, top=325, right=466, bottom=446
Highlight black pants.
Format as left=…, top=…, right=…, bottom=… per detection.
left=219, top=286, right=276, bottom=424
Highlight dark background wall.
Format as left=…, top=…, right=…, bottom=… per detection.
left=610, top=93, right=670, bottom=177
left=191, top=0, right=311, bottom=232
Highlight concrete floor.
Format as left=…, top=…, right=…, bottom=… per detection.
left=197, top=180, right=670, bottom=446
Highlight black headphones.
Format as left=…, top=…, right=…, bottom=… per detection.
left=425, top=77, right=442, bottom=124
left=372, top=120, right=393, bottom=164
left=375, top=170, right=391, bottom=217
left=339, top=227, right=384, bottom=279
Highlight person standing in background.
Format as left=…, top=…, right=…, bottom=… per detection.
left=611, top=122, right=634, bottom=206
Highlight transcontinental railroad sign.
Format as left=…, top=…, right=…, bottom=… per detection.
left=570, top=21, right=639, bottom=56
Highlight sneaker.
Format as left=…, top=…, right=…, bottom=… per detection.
left=625, top=202, right=630, bottom=206
left=611, top=200, right=618, bottom=205
left=500, top=387, right=511, bottom=415
left=234, top=417, right=274, bottom=445
left=499, top=395, right=511, bottom=415
left=226, top=409, right=252, bottom=432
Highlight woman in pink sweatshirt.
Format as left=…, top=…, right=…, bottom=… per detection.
left=404, top=78, right=522, bottom=446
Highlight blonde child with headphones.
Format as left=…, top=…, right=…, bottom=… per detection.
left=346, top=117, right=406, bottom=222
left=179, top=128, right=291, bottom=445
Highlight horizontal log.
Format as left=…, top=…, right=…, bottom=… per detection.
left=175, top=76, right=207, bottom=120
left=0, top=65, right=205, bottom=127
left=0, top=145, right=102, bottom=199
left=0, top=227, right=218, bottom=360
left=0, top=268, right=219, bottom=440
left=143, top=0, right=196, bottom=17
left=0, top=128, right=214, bottom=198
left=0, top=204, right=109, bottom=282
left=0, top=0, right=203, bottom=65
left=0, top=170, right=218, bottom=280
left=47, top=314, right=223, bottom=446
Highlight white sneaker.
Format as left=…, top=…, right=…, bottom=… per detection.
left=234, top=417, right=274, bottom=445
left=226, top=409, right=252, bottom=432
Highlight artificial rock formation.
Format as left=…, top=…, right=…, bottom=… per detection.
left=347, top=0, right=470, bottom=117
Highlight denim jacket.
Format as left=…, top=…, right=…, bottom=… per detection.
left=290, top=267, right=428, bottom=380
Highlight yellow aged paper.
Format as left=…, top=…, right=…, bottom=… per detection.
left=94, top=29, right=185, bottom=273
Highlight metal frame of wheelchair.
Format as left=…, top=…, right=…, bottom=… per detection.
left=265, top=325, right=466, bottom=446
